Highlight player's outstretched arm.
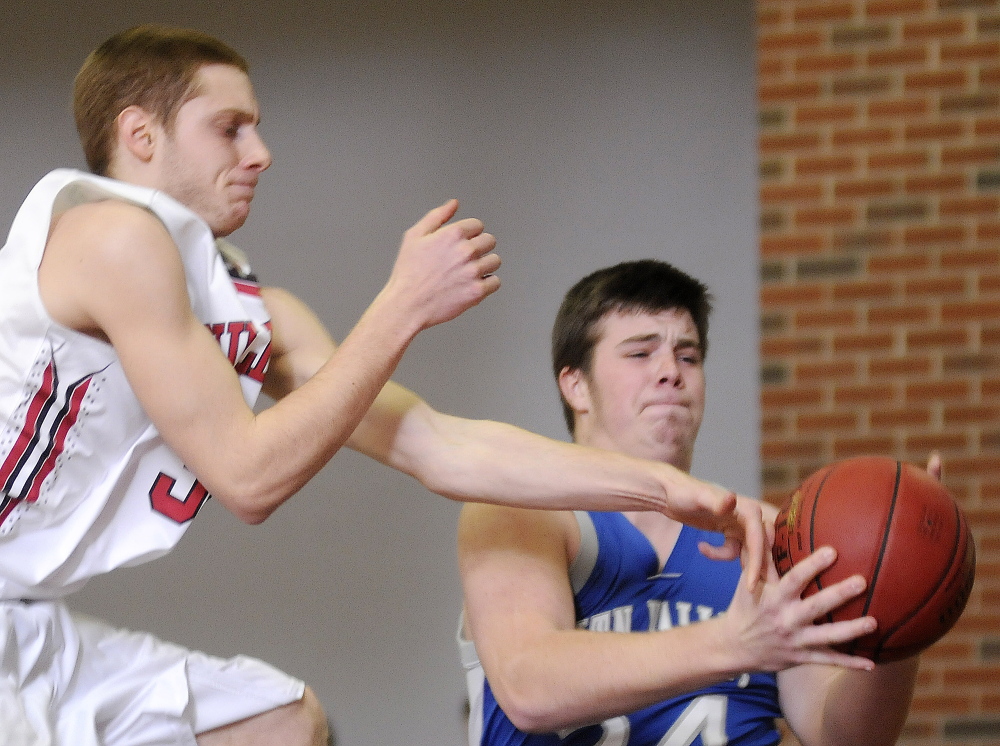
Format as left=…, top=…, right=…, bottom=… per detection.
left=343, top=376, right=764, bottom=575
left=39, top=198, right=496, bottom=523
left=458, top=502, right=875, bottom=734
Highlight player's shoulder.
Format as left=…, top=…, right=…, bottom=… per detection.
left=458, top=502, right=577, bottom=547
left=48, top=198, right=176, bottom=266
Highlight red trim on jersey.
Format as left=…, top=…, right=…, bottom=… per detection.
left=23, top=377, right=93, bottom=503
left=232, top=279, right=261, bottom=296
left=0, top=362, right=56, bottom=490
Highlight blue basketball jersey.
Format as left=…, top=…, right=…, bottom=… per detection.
left=461, top=511, right=782, bottom=746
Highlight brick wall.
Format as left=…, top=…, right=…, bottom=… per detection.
left=756, top=0, right=1000, bottom=742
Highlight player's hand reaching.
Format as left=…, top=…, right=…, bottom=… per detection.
left=382, top=199, right=500, bottom=331
left=722, top=543, right=877, bottom=674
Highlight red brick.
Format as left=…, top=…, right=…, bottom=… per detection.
left=794, top=2, right=854, bottom=22
left=835, top=383, right=896, bottom=404
left=903, top=225, right=965, bottom=246
left=834, top=436, right=897, bottom=458
left=834, top=178, right=896, bottom=199
left=902, top=18, right=966, bottom=40
left=797, top=412, right=859, bottom=431
left=867, top=46, right=928, bottom=66
left=868, top=253, right=930, bottom=273
left=980, top=223, right=1000, bottom=241
left=797, top=359, right=858, bottom=379
left=760, top=235, right=827, bottom=256
left=940, top=196, right=1000, bottom=216
left=832, top=126, right=896, bottom=147
left=868, top=150, right=928, bottom=169
left=868, top=305, right=931, bottom=324
left=904, top=173, right=966, bottom=193
left=833, top=332, right=894, bottom=353
left=906, top=380, right=971, bottom=401
left=977, top=117, right=1000, bottom=137
left=865, top=0, right=927, bottom=15
left=796, top=103, right=858, bottom=124
left=759, top=133, right=823, bottom=153
left=908, top=694, right=973, bottom=714
left=869, top=356, right=932, bottom=376
left=762, top=286, right=826, bottom=307
left=946, top=404, right=1000, bottom=425
left=762, top=383, right=827, bottom=407
left=761, top=439, right=825, bottom=460
left=795, top=52, right=859, bottom=74
left=904, top=70, right=968, bottom=91
left=759, top=30, right=825, bottom=52
left=833, top=279, right=896, bottom=300
left=868, top=98, right=929, bottom=118
left=942, top=300, right=1000, bottom=323
left=762, top=337, right=826, bottom=356
left=870, top=408, right=931, bottom=428
left=982, top=274, right=1000, bottom=294
left=907, top=433, right=968, bottom=452
left=760, top=81, right=823, bottom=103
left=757, top=56, right=785, bottom=79
left=904, top=121, right=965, bottom=140
left=906, top=276, right=966, bottom=296
left=941, top=41, right=1000, bottom=64
left=757, top=6, right=783, bottom=25
left=795, top=206, right=856, bottom=227
left=796, top=155, right=856, bottom=176
left=761, top=414, right=787, bottom=435
left=907, top=328, right=970, bottom=348
left=982, top=66, right=1000, bottom=86
left=941, top=247, right=1000, bottom=269
left=797, top=309, right=858, bottom=329
left=760, top=183, right=825, bottom=203
left=941, top=144, right=1000, bottom=165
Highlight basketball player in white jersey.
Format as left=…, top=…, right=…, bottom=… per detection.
left=0, top=26, right=768, bottom=746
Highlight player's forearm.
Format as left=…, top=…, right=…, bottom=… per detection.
left=398, top=411, right=701, bottom=513
left=485, top=619, right=749, bottom=733
left=780, top=658, right=918, bottom=746
left=203, top=287, right=423, bottom=521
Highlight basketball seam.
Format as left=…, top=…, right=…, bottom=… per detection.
left=862, top=460, right=901, bottom=659
left=809, top=466, right=836, bottom=625
left=875, top=500, right=964, bottom=661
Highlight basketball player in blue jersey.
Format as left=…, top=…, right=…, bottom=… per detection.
left=458, top=260, right=922, bottom=746
left=0, top=26, right=772, bottom=746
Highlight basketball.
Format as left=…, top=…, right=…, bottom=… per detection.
left=772, top=456, right=976, bottom=663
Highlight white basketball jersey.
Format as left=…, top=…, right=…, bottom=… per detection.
left=0, top=169, right=272, bottom=600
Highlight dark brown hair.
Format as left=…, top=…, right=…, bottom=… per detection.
left=551, top=259, right=712, bottom=433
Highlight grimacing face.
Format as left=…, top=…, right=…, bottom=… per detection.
left=153, top=63, right=271, bottom=237
left=562, top=308, right=706, bottom=471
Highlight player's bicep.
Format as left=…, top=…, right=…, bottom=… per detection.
left=42, top=202, right=255, bottom=475
left=458, top=504, right=579, bottom=675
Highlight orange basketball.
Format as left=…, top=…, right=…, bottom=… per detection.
left=772, top=456, right=976, bottom=663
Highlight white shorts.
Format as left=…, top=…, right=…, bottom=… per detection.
left=1, top=600, right=305, bottom=746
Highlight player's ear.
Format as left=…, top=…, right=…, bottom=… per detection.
left=116, top=105, right=158, bottom=163
left=558, top=366, right=591, bottom=417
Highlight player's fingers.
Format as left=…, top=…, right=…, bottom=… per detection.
left=736, top=498, right=765, bottom=593
left=797, top=648, right=876, bottom=671
left=466, top=231, right=497, bottom=259
left=795, top=574, right=867, bottom=625
left=699, top=539, right=739, bottom=562
left=777, top=545, right=837, bottom=596
left=927, top=450, right=942, bottom=481
left=799, top=615, right=877, bottom=648
left=448, top=216, right=487, bottom=240
left=408, top=199, right=460, bottom=236
left=475, top=252, right=501, bottom=279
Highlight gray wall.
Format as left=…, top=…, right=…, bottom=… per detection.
left=0, top=2, right=759, bottom=743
